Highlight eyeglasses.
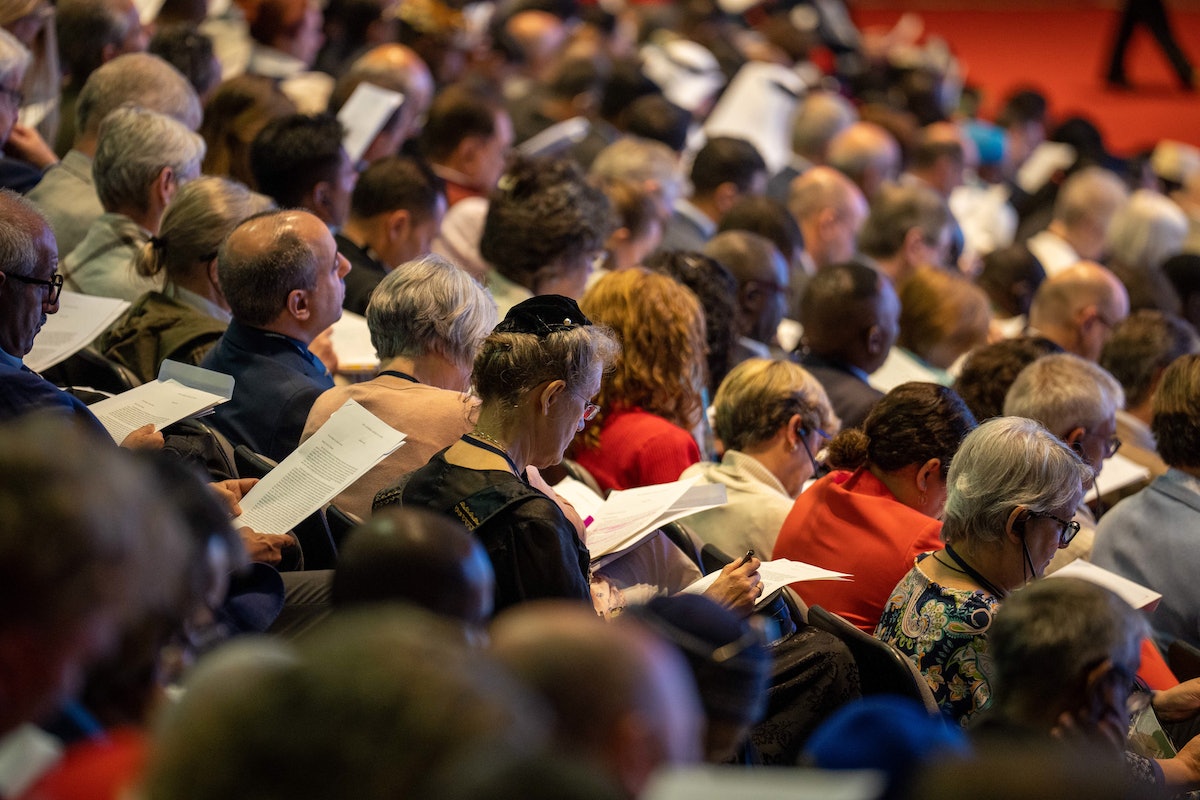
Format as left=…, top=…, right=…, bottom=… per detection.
left=3, top=271, right=62, bottom=304
left=798, top=427, right=829, bottom=478
left=1030, top=511, right=1082, bottom=549
left=567, top=387, right=600, bottom=428
left=1102, top=435, right=1122, bottom=460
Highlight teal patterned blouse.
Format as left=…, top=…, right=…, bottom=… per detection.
left=874, top=554, right=1000, bottom=727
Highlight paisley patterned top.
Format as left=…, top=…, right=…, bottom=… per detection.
left=874, top=554, right=999, bottom=727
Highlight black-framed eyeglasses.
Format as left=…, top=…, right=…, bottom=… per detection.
left=798, top=427, right=830, bottom=478
left=1030, top=511, right=1082, bottom=549
left=3, top=271, right=62, bottom=304
left=1103, top=436, right=1122, bottom=459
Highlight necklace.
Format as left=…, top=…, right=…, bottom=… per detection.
left=461, top=432, right=521, bottom=476
left=940, top=544, right=1008, bottom=599
left=378, top=369, right=419, bottom=383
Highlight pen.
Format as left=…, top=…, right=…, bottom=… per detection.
left=737, top=549, right=755, bottom=567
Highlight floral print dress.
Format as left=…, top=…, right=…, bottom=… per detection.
left=874, top=553, right=999, bottom=727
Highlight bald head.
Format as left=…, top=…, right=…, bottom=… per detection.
left=788, top=166, right=868, bottom=268
left=790, top=91, right=857, bottom=163
left=489, top=602, right=702, bottom=797
left=1029, top=261, right=1130, bottom=361
left=330, top=44, right=434, bottom=157
left=505, top=10, right=566, bottom=77
left=218, top=209, right=341, bottom=331
left=827, top=121, right=901, bottom=201
left=1051, top=166, right=1129, bottom=262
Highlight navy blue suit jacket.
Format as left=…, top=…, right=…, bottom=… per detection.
left=0, top=359, right=109, bottom=435
left=798, top=351, right=884, bottom=430
left=200, top=320, right=334, bottom=462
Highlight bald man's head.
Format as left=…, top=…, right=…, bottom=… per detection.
left=330, top=44, right=434, bottom=157
left=1029, top=261, right=1130, bottom=361
left=788, top=166, right=868, bottom=268
left=827, top=121, right=901, bottom=201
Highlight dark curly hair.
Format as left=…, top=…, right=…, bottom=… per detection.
left=479, top=155, right=613, bottom=292
left=644, top=250, right=738, bottom=394
left=825, top=382, right=977, bottom=476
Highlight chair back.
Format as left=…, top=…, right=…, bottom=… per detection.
left=807, top=604, right=939, bottom=714
left=40, top=347, right=141, bottom=394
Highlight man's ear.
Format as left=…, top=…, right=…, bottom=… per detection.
left=153, top=166, right=176, bottom=209
left=311, top=180, right=334, bottom=222
left=901, top=226, right=926, bottom=265
left=286, top=288, right=311, bottom=321
left=865, top=323, right=886, bottom=355
left=712, top=181, right=739, bottom=215
left=1064, top=426, right=1087, bottom=453
left=386, top=208, right=412, bottom=243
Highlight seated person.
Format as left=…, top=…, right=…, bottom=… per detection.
left=479, top=155, right=611, bottom=317
left=681, top=358, right=840, bottom=557
left=1094, top=354, right=1200, bottom=649
left=875, top=416, right=1093, bottom=727
left=303, top=254, right=495, bottom=520
left=772, top=383, right=976, bottom=632
left=870, top=267, right=992, bottom=391
left=62, top=106, right=205, bottom=302
left=952, top=337, right=1058, bottom=422
left=332, top=507, right=495, bottom=628
left=572, top=269, right=706, bottom=491
left=373, top=295, right=617, bottom=613
left=201, top=209, right=349, bottom=462
left=337, top=157, right=445, bottom=316
left=97, top=176, right=274, bottom=383
left=796, top=260, right=900, bottom=429
left=978, top=577, right=1200, bottom=794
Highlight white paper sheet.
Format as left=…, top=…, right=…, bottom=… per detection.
left=645, top=766, right=884, bottom=800
left=233, top=399, right=406, bottom=534
left=1016, top=141, right=1076, bottom=194
left=518, top=116, right=590, bottom=157
left=1086, top=452, right=1151, bottom=502
left=25, top=291, right=129, bottom=372
left=703, top=61, right=807, bottom=175
left=338, top=83, right=405, bottom=164
left=683, top=558, right=851, bottom=607
left=1046, top=559, right=1162, bottom=612
left=88, top=379, right=229, bottom=443
left=329, top=311, right=380, bottom=374
left=586, top=477, right=728, bottom=565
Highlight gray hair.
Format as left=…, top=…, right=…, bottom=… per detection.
left=990, top=577, right=1145, bottom=713
left=1053, top=166, right=1128, bottom=230
left=941, top=416, right=1092, bottom=547
left=134, top=176, right=275, bottom=281
left=76, top=53, right=202, bottom=137
left=590, top=136, right=683, bottom=210
left=0, top=27, right=30, bottom=89
left=366, top=254, right=498, bottom=368
left=1105, top=188, right=1187, bottom=272
left=0, top=190, right=49, bottom=278
left=1003, top=353, right=1124, bottom=437
left=93, top=105, right=206, bottom=214
left=791, top=91, right=856, bottom=159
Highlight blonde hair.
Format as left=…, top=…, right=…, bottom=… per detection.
left=135, top=176, right=274, bottom=281
left=580, top=268, right=706, bottom=446
left=712, top=359, right=839, bottom=452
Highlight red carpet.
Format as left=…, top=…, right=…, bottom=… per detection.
left=852, top=7, right=1200, bottom=155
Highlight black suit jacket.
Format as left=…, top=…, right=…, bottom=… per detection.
left=336, top=233, right=388, bottom=317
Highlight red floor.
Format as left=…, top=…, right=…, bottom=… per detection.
left=852, top=7, right=1200, bottom=155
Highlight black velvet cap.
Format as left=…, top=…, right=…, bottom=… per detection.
left=494, top=295, right=592, bottom=337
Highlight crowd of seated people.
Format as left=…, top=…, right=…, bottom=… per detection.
left=10, top=0, right=1200, bottom=796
